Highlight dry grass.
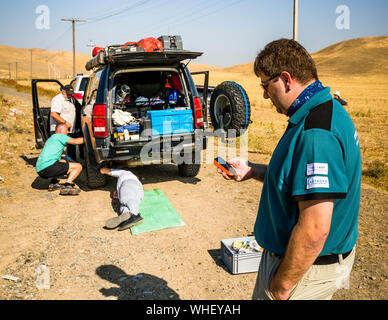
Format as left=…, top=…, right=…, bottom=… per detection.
left=0, top=79, right=59, bottom=99
left=0, top=92, right=35, bottom=184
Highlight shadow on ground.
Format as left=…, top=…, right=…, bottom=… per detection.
left=96, top=265, right=180, bottom=300
left=207, top=249, right=230, bottom=273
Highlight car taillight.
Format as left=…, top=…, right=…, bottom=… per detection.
left=193, top=97, right=204, bottom=128
left=92, top=104, right=107, bottom=137
left=73, top=93, right=83, bottom=100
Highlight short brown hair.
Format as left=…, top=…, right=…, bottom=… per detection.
left=254, top=39, right=318, bottom=84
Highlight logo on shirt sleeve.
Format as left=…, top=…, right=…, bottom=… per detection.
left=306, top=176, right=329, bottom=189
left=306, top=163, right=328, bottom=176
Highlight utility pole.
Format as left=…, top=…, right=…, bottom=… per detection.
left=87, top=40, right=94, bottom=56
left=293, top=0, right=298, bottom=42
left=8, top=63, right=11, bottom=80
left=15, top=62, right=18, bottom=82
left=61, top=18, right=86, bottom=78
left=46, top=57, right=50, bottom=79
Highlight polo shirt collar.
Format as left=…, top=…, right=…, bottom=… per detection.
left=288, top=87, right=332, bottom=125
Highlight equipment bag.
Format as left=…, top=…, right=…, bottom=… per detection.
left=137, top=37, right=163, bottom=52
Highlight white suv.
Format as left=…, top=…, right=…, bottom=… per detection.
left=70, top=74, right=90, bottom=104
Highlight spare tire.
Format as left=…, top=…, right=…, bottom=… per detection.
left=209, top=81, right=250, bottom=137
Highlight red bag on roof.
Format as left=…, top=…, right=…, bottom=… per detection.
left=137, top=37, right=163, bottom=52
left=123, top=41, right=138, bottom=46
left=92, top=46, right=104, bottom=57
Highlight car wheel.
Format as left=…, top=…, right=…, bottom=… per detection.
left=178, top=163, right=201, bottom=177
left=209, top=81, right=250, bottom=137
left=83, top=146, right=106, bottom=188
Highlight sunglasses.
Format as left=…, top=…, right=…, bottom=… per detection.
left=260, top=73, right=281, bottom=92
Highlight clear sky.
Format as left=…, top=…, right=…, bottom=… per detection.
left=0, top=0, right=387, bottom=67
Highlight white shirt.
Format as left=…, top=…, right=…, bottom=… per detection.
left=109, top=169, right=142, bottom=200
left=50, top=93, right=76, bottom=133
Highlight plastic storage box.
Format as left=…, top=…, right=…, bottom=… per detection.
left=158, top=35, right=183, bottom=50
left=116, top=124, right=140, bottom=133
left=221, top=236, right=263, bottom=274
left=147, top=109, right=193, bottom=135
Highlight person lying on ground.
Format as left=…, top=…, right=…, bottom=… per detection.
left=100, top=167, right=144, bottom=231
left=35, top=123, right=84, bottom=195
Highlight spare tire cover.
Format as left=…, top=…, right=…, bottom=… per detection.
left=209, top=81, right=250, bottom=137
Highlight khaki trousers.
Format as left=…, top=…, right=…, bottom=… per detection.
left=252, top=247, right=356, bottom=300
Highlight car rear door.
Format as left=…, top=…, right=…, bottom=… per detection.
left=31, top=79, right=63, bottom=148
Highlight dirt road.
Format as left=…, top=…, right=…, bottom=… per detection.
left=0, top=86, right=386, bottom=300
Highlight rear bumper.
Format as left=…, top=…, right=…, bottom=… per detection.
left=93, top=131, right=207, bottom=164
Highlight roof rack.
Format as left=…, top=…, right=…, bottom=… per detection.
left=85, top=35, right=203, bottom=71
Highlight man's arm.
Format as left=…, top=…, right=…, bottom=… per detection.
left=67, top=137, right=84, bottom=145
left=270, top=199, right=334, bottom=300
left=100, top=167, right=113, bottom=176
left=246, top=161, right=268, bottom=182
left=50, top=111, right=72, bottom=129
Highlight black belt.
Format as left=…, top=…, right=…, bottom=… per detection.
left=269, top=249, right=353, bottom=265
left=313, top=249, right=352, bottom=265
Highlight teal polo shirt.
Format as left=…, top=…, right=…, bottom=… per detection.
left=254, top=87, right=361, bottom=256
left=36, top=134, right=71, bottom=173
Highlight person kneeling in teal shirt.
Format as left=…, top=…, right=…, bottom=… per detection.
left=36, top=123, right=84, bottom=195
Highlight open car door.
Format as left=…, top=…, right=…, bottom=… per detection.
left=191, top=70, right=213, bottom=128
left=31, top=79, right=64, bottom=148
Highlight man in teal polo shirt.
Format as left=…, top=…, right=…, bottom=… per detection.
left=36, top=123, right=84, bottom=195
left=217, top=39, right=361, bottom=300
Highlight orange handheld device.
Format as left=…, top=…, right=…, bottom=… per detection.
left=214, top=157, right=237, bottom=176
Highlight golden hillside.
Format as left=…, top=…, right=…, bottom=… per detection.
left=0, top=44, right=218, bottom=81
left=0, top=45, right=91, bottom=80
left=313, top=36, right=388, bottom=76
left=216, top=36, right=388, bottom=77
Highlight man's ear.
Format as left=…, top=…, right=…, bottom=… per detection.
left=281, top=71, right=292, bottom=92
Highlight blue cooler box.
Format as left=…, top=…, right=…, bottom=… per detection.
left=147, top=109, right=193, bottom=135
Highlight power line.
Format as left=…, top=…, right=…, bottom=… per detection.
left=83, top=0, right=154, bottom=25
left=132, top=0, right=242, bottom=39
left=117, top=0, right=222, bottom=39
left=41, top=25, right=72, bottom=51
left=87, top=0, right=163, bottom=28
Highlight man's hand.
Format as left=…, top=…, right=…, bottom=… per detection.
left=217, top=157, right=252, bottom=182
left=100, top=167, right=111, bottom=175
left=270, top=273, right=292, bottom=300
left=64, top=121, right=72, bottom=129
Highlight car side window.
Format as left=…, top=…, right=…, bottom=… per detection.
left=85, top=71, right=102, bottom=105
left=79, top=77, right=88, bottom=92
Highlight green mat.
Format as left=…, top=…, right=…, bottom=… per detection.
left=130, top=189, right=186, bottom=235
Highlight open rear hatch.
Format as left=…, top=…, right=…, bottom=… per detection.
left=107, top=68, right=200, bottom=147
